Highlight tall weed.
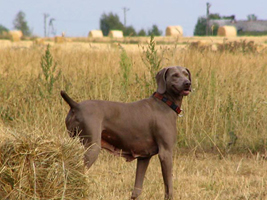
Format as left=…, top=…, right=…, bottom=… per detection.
left=140, top=35, right=165, bottom=93
left=39, top=44, right=62, bottom=97
left=119, top=49, right=132, bottom=95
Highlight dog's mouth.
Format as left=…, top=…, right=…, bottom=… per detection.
left=173, top=86, right=191, bottom=96
left=182, top=88, right=191, bottom=96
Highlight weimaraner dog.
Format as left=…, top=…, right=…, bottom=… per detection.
left=61, top=66, right=191, bottom=199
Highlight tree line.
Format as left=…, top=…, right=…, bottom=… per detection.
left=0, top=10, right=263, bottom=38
left=100, top=12, right=162, bottom=36
left=0, top=11, right=163, bottom=37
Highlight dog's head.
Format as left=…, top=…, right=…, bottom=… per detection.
left=156, top=66, right=191, bottom=96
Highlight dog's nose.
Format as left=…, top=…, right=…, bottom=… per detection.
left=184, top=80, right=191, bottom=87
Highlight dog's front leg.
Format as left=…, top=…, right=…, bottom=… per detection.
left=83, top=143, right=101, bottom=168
left=131, top=157, right=151, bottom=199
left=158, top=148, right=173, bottom=200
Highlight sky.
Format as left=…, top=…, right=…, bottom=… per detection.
left=0, top=0, right=267, bottom=37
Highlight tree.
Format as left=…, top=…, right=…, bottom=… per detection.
left=138, top=29, right=146, bottom=36
left=13, top=11, right=31, bottom=36
left=194, top=13, right=227, bottom=36
left=247, top=14, right=257, bottom=21
left=0, top=25, right=9, bottom=35
left=194, top=16, right=207, bottom=36
left=148, top=25, right=162, bottom=36
left=210, top=23, right=219, bottom=36
left=209, top=13, right=221, bottom=19
left=123, top=25, right=137, bottom=36
left=100, top=12, right=124, bottom=36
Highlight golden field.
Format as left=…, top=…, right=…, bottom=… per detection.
left=0, top=36, right=267, bottom=199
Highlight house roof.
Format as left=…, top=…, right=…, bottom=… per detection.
left=209, top=19, right=267, bottom=32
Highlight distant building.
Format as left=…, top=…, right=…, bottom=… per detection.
left=209, top=17, right=267, bottom=35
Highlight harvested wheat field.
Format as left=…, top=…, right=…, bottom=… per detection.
left=0, top=36, right=267, bottom=199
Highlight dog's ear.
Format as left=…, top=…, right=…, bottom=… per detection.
left=156, top=67, right=169, bottom=94
left=186, top=68, right=192, bottom=91
left=186, top=68, right=191, bottom=82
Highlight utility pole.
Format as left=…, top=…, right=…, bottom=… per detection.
left=44, top=13, right=49, bottom=37
left=122, top=7, right=130, bottom=26
left=206, top=2, right=211, bottom=36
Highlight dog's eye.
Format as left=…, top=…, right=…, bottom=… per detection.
left=172, top=73, right=179, bottom=78
left=183, top=72, right=189, bottom=77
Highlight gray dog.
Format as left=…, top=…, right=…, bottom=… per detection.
left=61, top=66, right=191, bottom=199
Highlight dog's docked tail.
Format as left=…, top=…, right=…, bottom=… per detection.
left=60, top=91, right=78, bottom=109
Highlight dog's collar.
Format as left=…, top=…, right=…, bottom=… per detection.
left=153, top=92, right=182, bottom=114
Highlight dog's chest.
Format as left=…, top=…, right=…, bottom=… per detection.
left=101, top=130, right=158, bottom=162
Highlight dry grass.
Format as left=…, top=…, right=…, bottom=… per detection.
left=88, top=151, right=266, bottom=199
left=55, top=36, right=66, bottom=44
left=0, top=37, right=267, bottom=199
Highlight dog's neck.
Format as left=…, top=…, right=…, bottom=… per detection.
left=164, top=92, right=183, bottom=108
left=153, top=92, right=183, bottom=114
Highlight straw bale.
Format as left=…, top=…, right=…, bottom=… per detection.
left=88, top=30, right=103, bottom=38
left=9, top=30, right=23, bottom=38
left=9, top=33, right=20, bottom=42
left=54, top=36, right=65, bottom=43
left=8, top=30, right=23, bottom=42
left=0, top=128, right=89, bottom=199
left=165, top=26, right=183, bottom=37
left=108, top=30, right=123, bottom=38
left=217, top=26, right=237, bottom=37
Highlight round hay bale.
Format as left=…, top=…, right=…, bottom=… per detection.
left=88, top=30, right=103, bottom=38
left=54, top=36, right=65, bottom=43
left=165, top=26, right=183, bottom=37
left=0, top=129, right=90, bottom=199
left=8, top=30, right=23, bottom=42
left=9, top=33, right=20, bottom=42
left=9, top=30, right=23, bottom=38
left=108, top=30, right=123, bottom=38
left=217, top=26, right=237, bottom=37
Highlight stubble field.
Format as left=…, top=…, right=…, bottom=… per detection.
left=0, top=36, right=267, bottom=199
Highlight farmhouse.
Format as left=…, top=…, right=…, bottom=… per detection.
left=209, top=18, right=267, bottom=35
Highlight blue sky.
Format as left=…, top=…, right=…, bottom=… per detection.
left=0, top=0, right=266, bottom=37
